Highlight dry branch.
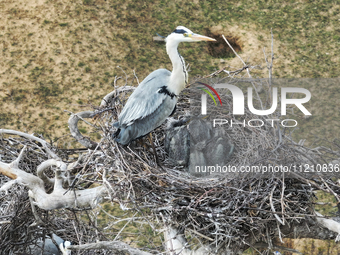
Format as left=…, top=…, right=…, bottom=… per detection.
left=68, top=111, right=98, bottom=149
left=68, top=86, right=136, bottom=149
left=316, top=212, right=340, bottom=242
left=0, top=144, right=106, bottom=211
left=0, top=129, right=59, bottom=159
left=68, top=241, right=152, bottom=255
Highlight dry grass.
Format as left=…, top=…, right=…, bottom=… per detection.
left=2, top=0, right=338, bottom=144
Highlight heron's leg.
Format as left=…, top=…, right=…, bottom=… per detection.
left=148, top=133, right=162, bottom=168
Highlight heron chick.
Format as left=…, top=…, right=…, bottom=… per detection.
left=113, top=26, right=215, bottom=145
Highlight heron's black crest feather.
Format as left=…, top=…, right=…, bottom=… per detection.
left=173, top=29, right=187, bottom=34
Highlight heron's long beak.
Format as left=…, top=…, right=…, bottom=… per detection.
left=191, top=34, right=216, bottom=42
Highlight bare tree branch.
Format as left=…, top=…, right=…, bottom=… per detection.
left=0, top=129, right=59, bottom=159
left=100, top=86, right=135, bottom=107
left=0, top=146, right=106, bottom=210
left=68, top=111, right=98, bottom=149
left=68, top=241, right=152, bottom=255
left=316, top=212, right=340, bottom=242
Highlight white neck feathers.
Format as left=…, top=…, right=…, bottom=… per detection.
left=166, top=39, right=188, bottom=96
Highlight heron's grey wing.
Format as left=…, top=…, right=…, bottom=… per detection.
left=114, top=69, right=178, bottom=145
left=115, top=95, right=177, bottom=145
left=118, top=69, right=172, bottom=126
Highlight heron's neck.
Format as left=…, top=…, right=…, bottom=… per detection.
left=166, top=41, right=188, bottom=96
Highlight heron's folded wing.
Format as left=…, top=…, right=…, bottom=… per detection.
left=118, top=69, right=172, bottom=126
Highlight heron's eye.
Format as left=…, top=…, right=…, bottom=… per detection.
left=183, top=33, right=188, bottom=37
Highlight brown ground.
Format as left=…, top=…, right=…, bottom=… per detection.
left=0, top=0, right=291, bottom=147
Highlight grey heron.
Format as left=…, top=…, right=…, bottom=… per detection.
left=113, top=26, right=216, bottom=145
left=59, top=240, right=71, bottom=255
left=23, top=234, right=71, bottom=255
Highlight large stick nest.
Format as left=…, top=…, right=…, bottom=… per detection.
left=87, top=74, right=340, bottom=251
left=1, top=72, right=340, bottom=253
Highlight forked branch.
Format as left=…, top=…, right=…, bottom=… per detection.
left=0, top=143, right=106, bottom=211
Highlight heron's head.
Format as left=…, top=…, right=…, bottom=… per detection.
left=165, top=26, right=216, bottom=44
left=59, top=241, right=72, bottom=255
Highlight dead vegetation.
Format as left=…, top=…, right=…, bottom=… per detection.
left=1, top=37, right=340, bottom=253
